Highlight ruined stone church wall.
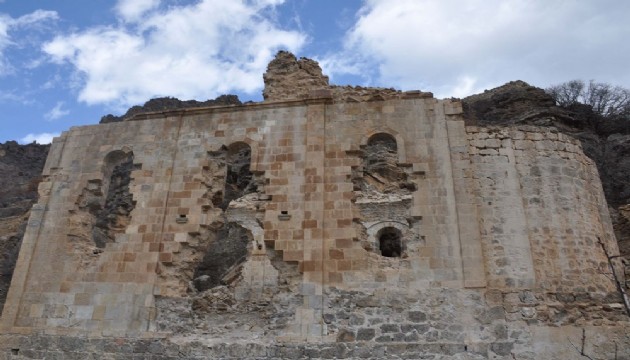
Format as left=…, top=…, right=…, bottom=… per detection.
left=0, top=93, right=628, bottom=359
left=0, top=94, right=485, bottom=337
left=0, top=101, right=322, bottom=336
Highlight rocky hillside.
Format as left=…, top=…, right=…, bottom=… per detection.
left=100, top=94, right=242, bottom=123
left=0, top=141, right=49, bottom=314
left=463, top=81, right=630, bottom=267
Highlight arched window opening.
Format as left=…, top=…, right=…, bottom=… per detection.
left=222, top=142, right=255, bottom=209
left=93, top=150, right=136, bottom=248
left=365, top=133, right=402, bottom=183
left=377, top=227, right=402, bottom=258
left=367, top=133, right=397, bottom=152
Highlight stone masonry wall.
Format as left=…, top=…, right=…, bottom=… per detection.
left=468, top=126, right=619, bottom=293
left=1, top=93, right=628, bottom=359
left=3, top=326, right=627, bottom=360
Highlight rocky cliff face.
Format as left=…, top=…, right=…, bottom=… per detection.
left=100, top=94, right=242, bottom=123
left=462, top=81, right=630, bottom=278
left=0, top=141, right=49, bottom=314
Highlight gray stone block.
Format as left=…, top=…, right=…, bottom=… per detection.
left=356, top=328, right=375, bottom=341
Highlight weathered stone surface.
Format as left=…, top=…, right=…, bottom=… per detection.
left=262, top=50, right=330, bottom=101
left=92, top=151, right=136, bottom=248
left=193, top=223, right=251, bottom=291
left=262, top=50, right=412, bottom=103
left=1, top=323, right=629, bottom=359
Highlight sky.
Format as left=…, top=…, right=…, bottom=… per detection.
left=1, top=0, right=629, bottom=144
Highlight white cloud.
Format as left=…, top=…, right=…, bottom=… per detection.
left=318, top=55, right=366, bottom=82
left=44, top=101, right=70, bottom=121
left=0, top=16, right=11, bottom=74
left=0, top=90, right=34, bottom=105
left=43, top=0, right=305, bottom=107
left=40, top=73, right=62, bottom=89
left=0, top=10, right=58, bottom=76
left=19, top=132, right=60, bottom=144
left=12, top=10, right=58, bottom=27
left=115, top=0, right=161, bottom=23
left=450, top=76, right=478, bottom=99
left=325, top=0, right=630, bottom=97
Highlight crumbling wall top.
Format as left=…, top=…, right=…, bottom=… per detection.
left=262, top=50, right=330, bottom=101
left=262, top=50, right=433, bottom=102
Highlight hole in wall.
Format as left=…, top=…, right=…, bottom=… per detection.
left=368, top=132, right=398, bottom=151
left=353, top=132, right=416, bottom=194
left=278, top=210, right=291, bottom=221
left=193, top=222, right=252, bottom=291
left=365, top=133, right=400, bottom=182
left=222, top=142, right=256, bottom=209
left=377, top=227, right=402, bottom=258
left=92, top=151, right=136, bottom=248
left=72, top=150, right=136, bottom=250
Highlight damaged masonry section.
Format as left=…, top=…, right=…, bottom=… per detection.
left=155, top=141, right=301, bottom=338
left=66, top=150, right=137, bottom=266
left=351, top=133, right=421, bottom=259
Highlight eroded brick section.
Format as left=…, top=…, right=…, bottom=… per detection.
left=222, top=143, right=257, bottom=210
left=193, top=222, right=251, bottom=291
left=93, top=151, right=136, bottom=248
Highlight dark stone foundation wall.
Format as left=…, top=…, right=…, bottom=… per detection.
left=1, top=328, right=629, bottom=360
left=0, top=334, right=539, bottom=359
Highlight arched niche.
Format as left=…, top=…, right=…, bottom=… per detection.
left=365, top=220, right=409, bottom=258
left=222, top=142, right=256, bottom=209
left=377, top=226, right=403, bottom=258
left=361, top=128, right=406, bottom=164
left=93, top=149, right=136, bottom=248
left=363, top=132, right=406, bottom=183
left=367, top=132, right=397, bottom=151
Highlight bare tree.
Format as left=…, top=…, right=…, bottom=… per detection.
left=597, top=237, right=630, bottom=317
left=546, top=80, right=630, bottom=118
